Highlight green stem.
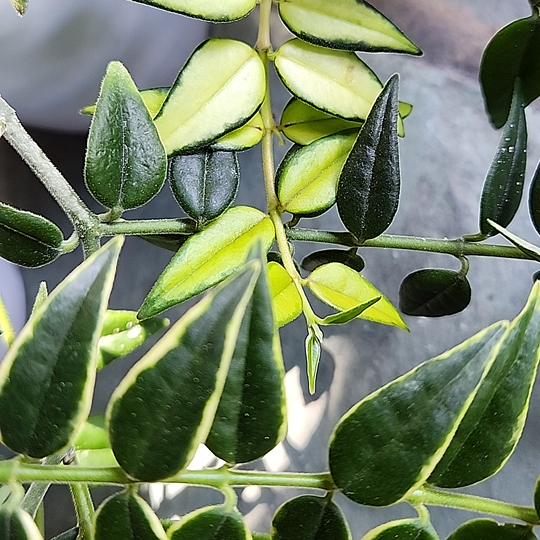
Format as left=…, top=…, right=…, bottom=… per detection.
left=70, top=484, right=94, bottom=540
left=0, top=97, right=100, bottom=257
left=99, top=219, right=196, bottom=237
left=409, top=486, right=540, bottom=525
left=286, top=228, right=534, bottom=261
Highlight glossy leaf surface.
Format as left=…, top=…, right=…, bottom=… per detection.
left=85, top=61, right=167, bottom=212
left=0, top=506, right=43, bottom=540
left=280, top=98, right=363, bottom=146
left=447, top=519, right=537, bottom=540
left=0, top=239, right=121, bottom=457
left=94, top=489, right=167, bottom=540
left=154, top=39, right=265, bottom=155
left=399, top=269, right=471, bottom=317
left=480, top=16, right=540, bottom=128
left=267, top=261, right=303, bottom=327
left=278, top=0, right=421, bottom=54
left=277, top=133, right=356, bottom=215
left=168, top=506, right=250, bottom=540
left=529, top=159, right=540, bottom=236
left=0, top=202, right=63, bottom=267
left=329, top=322, right=507, bottom=505
left=337, top=75, right=400, bottom=242
left=169, top=150, right=239, bottom=223
left=98, top=310, right=169, bottom=370
left=108, top=264, right=259, bottom=481
left=480, top=85, right=527, bottom=237
left=127, top=0, right=256, bottom=22
left=301, top=248, right=365, bottom=273
left=139, top=206, right=274, bottom=319
left=361, top=519, right=439, bottom=540
left=271, top=495, right=351, bottom=540
left=307, top=262, right=407, bottom=329
left=206, top=254, right=286, bottom=464
left=429, top=282, right=540, bottom=487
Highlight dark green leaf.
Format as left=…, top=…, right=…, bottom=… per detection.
left=480, top=16, right=540, bottom=128
left=85, top=61, right=167, bottom=213
left=301, top=249, right=365, bottom=273
left=529, top=158, right=540, bottom=236
left=0, top=506, right=43, bottom=540
left=206, top=250, right=286, bottom=464
left=534, top=474, right=540, bottom=517
left=0, top=238, right=122, bottom=458
left=138, top=206, right=274, bottom=319
left=479, top=84, right=527, bottom=237
left=97, top=310, right=169, bottom=370
left=94, top=489, right=167, bottom=540
left=108, top=263, right=260, bottom=481
left=169, top=150, right=239, bottom=223
left=154, top=39, right=265, bottom=155
left=329, top=322, right=506, bottom=506
left=361, top=519, right=439, bottom=540
left=321, top=297, right=380, bottom=326
left=271, top=495, right=351, bottom=540
left=447, top=519, right=537, bottom=540
left=337, top=75, right=400, bottom=242
left=168, top=506, right=250, bottom=540
left=399, top=269, right=471, bottom=317
left=138, top=232, right=192, bottom=253
left=278, top=0, right=421, bottom=55
left=127, top=0, right=256, bottom=22
left=429, top=282, right=540, bottom=487
left=0, top=202, right=63, bottom=267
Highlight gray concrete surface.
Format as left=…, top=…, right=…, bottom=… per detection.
left=1, top=0, right=539, bottom=538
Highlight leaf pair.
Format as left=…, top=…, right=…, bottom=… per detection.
left=329, top=282, right=540, bottom=505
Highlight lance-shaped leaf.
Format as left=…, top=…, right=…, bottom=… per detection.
left=321, top=297, right=380, bottom=326
left=428, top=282, right=540, bottom=487
left=487, top=219, right=540, bottom=262
left=399, top=269, right=471, bottom=317
left=0, top=202, right=63, bottom=267
left=267, top=261, right=303, bottom=327
left=206, top=253, right=286, bottom=464
left=360, top=519, right=439, bottom=540
left=138, top=206, right=274, bottom=319
left=169, top=150, right=239, bottom=223
left=168, top=506, right=250, bottom=540
left=94, top=489, right=167, bottom=540
left=154, top=39, right=265, bottom=155
left=480, top=15, right=540, bottom=128
left=0, top=506, right=43, bottom=540
left=479, top=84, right=527, bottom=237
left=274, top=40, right=405, bottom=135
left=278, top=0, right=421, bottom=55
left=85, top=62, right=167, bottom=213
left=337, top=75, right=400, bottom=242
left=301, top=249, right=365, bottom=273
left=97, top=310, right=169, bottom=370
left=271, top=495, right=351, bottom=540
left=0, top=238, right=122, bottom=458
left=127, top=0, right=256, bottom=22
left=328, top=321, right=507, bottom=506
left=307, top=262, right=407, bottom=330
left=529, top=159, right=540, bottom=236
left=447, top=519, right=537, bottom=540
left=108, top=263, right=260, bottom=481
left=280, top=98, right=363, bottom=146
left=276, top=134, right=356, bottom=215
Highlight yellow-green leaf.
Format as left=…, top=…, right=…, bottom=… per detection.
left=268, top=262, right=303, bottom=327
left=139, top=206, right=274, bottom=319
left=307, top=262, right=407, bottom=330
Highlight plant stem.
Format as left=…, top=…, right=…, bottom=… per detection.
left=286, top=228, right=534, bottom=261
left=69, top=484, right=94, bottom=540
left=100, top=219, right=196, bottom=236
left=409, top=486, right=540, bottom=525
left=0, top=97, right=100, bottom=257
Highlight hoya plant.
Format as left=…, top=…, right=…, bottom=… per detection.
left=1, top=0, right=540, bottom=538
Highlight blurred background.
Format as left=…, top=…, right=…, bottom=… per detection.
left=1, top=0, right=539, bottom=538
